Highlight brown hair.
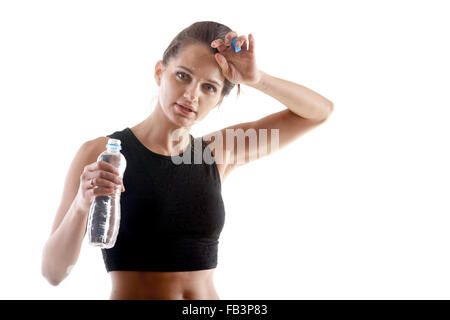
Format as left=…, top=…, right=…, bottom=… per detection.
left=162, top=21, right=240, bottom=99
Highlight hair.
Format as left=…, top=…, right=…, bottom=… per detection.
left=162, top=21, right=241, bottom=100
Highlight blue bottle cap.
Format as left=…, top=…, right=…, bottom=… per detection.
left=231, top=38, right=241, bottom=53
left=107, top=138, right=122, bottom=151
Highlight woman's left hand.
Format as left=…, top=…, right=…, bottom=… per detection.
left=211, top=32, right=261, bottom=86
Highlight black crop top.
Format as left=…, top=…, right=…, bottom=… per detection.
left=101, top=127, right=225, bottom=272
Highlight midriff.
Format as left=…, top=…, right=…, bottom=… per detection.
left=109, top=269, right=219, bottom=300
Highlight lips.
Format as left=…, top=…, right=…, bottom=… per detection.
left=176, top=103, right=197, bottom=113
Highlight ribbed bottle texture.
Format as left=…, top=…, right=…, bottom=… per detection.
left=87, top=138, right=127, bottom=249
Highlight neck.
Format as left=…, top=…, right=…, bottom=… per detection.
left=131, top=103, right=192, bottom=156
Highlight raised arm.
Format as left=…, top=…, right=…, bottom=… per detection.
left=203, top=70, right=333, bottom=174
left=206, top=32, right=333, bottom=174
left=249, top=70, right=333, bottom=121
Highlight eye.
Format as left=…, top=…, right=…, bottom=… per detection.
left=176, top=71, right=187, bottom=80
left=177, top=71, right=217, bottom=93
left=206, top=84, right=217, bottom=93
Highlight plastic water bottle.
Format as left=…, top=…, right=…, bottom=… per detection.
left=87, top=138, right=127, bottom=249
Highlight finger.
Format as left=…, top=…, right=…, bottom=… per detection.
left=215, top=53, right=229, bottom=74
left=91, top=177, right=120, bottom=189
left=211, top=39, right=227, bottom=52
left=224, top=31, right=238, bottom=46
left=85, top=170, right=121, bottom=188
left=248, top=33, right=255, bottom=53
left=101, top=160, right=120, bottom=176
left=88, top=161, right=120, bottom=176
left=118, top=179, right=125, bottom=192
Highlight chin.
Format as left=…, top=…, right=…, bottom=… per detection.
left=169, top=112, right=194, bottom=128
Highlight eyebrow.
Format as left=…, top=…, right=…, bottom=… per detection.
left=176, top=65, right=223, bottom=87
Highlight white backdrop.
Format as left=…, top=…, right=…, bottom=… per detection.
left=0, top=0, right=449, bottom=299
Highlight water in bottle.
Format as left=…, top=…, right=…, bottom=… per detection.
left=87, top=138, right=127, bottom=249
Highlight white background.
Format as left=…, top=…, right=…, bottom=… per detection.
left=0, top=0, right=449, bottom=299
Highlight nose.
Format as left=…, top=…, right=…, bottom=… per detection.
left=184, top=84, right=200, bottom=103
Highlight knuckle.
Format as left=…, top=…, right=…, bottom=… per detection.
left=107, top=172, right=114, bottom=180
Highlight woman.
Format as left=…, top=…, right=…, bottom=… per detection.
left=41, top=21, right=333, bottom=300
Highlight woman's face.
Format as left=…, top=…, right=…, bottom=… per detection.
left=155, top=43, right=225, bottom=127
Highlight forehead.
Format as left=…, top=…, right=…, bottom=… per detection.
left=170, top=43, right=224, bottom=85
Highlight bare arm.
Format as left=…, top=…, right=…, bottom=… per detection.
left=203, top=71, right=333, bottom=173
left=41, top=195, right=89, bottom=286
left=41, top=138, right=123, bottom=286
left=248, top=70, right=334, bottom=121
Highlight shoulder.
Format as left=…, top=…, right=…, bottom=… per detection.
left=48, top=135, right=111, bottom=236
left=87, top=136, right=110, bottom=151
left=79, top=136, right=110, bottom=160
left=73, top=135, right=114, bottom=176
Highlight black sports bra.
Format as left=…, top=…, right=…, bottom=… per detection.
left=101, top=127, right=225, bottom=272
